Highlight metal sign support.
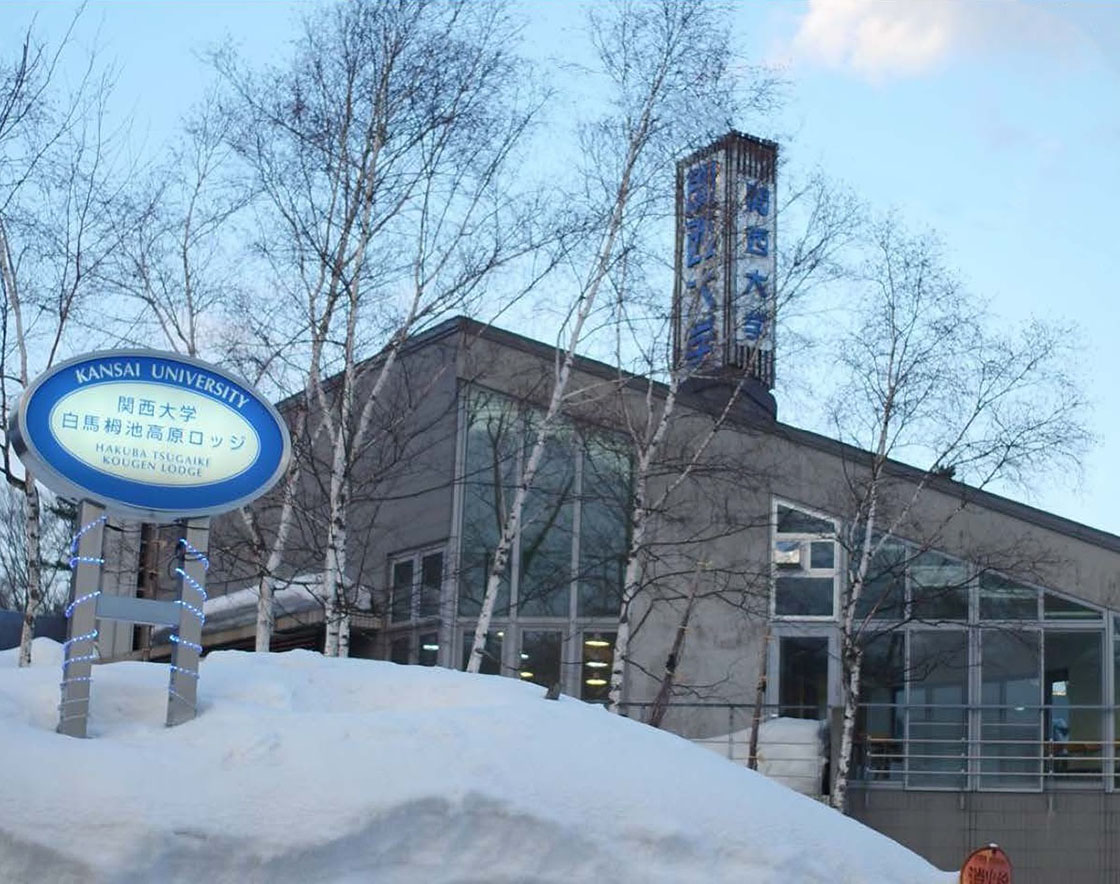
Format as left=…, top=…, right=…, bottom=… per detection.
left=57, top=507, right=212, bottom=737
left=167, top=518, right=209, bottom=727
left=57, top=500, right=107, bottom=738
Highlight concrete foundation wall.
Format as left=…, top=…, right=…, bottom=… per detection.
left=850, top=787, right=1120, bottom=883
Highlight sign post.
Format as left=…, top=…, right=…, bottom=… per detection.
left=9, top=349, right=290, bottom=737
left=57, top=501, right=107, bottom=738
left=166, top=519, right=209, bottom=727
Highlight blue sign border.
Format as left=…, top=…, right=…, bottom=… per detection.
left=10, top=350, right=291, bottom=521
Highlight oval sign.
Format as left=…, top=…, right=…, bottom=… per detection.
left=9, top=350, right=290, bottom=521
left=960, top=844, right=1012, bottom=884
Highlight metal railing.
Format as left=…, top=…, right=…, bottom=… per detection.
left=618, top=700, right=1119, bottom=794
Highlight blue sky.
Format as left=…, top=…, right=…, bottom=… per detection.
left=6, top=0, right=1118, bottom=535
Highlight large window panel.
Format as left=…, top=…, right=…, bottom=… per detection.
left=980, top=573, right=1039, bottom=621
left=857, top=631, right=905, bottom=781
left=776, top=504, right=834, bottom=534
left=519, top=630, right=562, bottom=691
left=1114, top=630, right=1120, bottom=787
left=578, top=439, right=629, bottom=618
left=910, top=551, right=969, bottom=622
left=519, top=430, right=575, bottom=618
left=391, top=559, right=414, bottom=623
left=418, top=632, right=439, bottom=667
left=854, top=540, right=906, bottom=621
left=981, top=630, right=1041, bottom=789
left=775, top=576, right=834, bottom=617
left=1044, top=592, right=1102, bottom=622
left=462, top=629, right=504, bottom=675
left=581, top=632, right=616, bottom=702
left=1045, top=631, right=1103, bottom=781
left=459, top=394, right=517, bottom=617
left=779, top=636, right=829, bottom=719
left=419, top=553, right=443, bottom=619
left=907, top=631, right=969, bottom=789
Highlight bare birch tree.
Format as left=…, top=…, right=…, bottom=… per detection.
left=217, top=0, right=548, bottom=655
left=1, top=18, right=124, bottom=665
left=602, top=173, right=863, bottom=712
left=467, top=0, right=760, bottom=673
left=826, top=216, right=1090, bottom=811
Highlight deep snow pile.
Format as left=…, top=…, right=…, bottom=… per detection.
left=0, top=640, right=953, bottom=884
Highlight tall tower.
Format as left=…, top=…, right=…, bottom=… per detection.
left=672, top=131, right=778, bottom=415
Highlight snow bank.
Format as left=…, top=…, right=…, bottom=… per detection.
left=0, top=640, right=953, bottom=884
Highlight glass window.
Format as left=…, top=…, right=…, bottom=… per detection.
left=980, top=573, right=1039, bottom=621
left=774, top=540, right=802, bottom=569
left=418, top=632, right=439, bottom=667
left=1114, top=638, right=1120, bottom=787
left=1045, top=631, right=1103, bottom=781
left=389, top=636, right=410, bottom=665
left=908, top=631, right=969, bottom=789
left=1044, top=592, right=1102, bottom=621
left=459, top=394, right=517, bottom=617
left=910, top=551, right=969, bottom=622
left=779, top=636, right=828, bottom=719
left=856, top=632, right=905, bottom=782
left=810, top=541, right=835, bottom=569
left=419, top=553, right=442, bottom=619
left=775, top=576, right=834, bottom=617
left=776, top=504, right=833, bottom=535
left=579, top=439, right=629, bottom=617
left=519, top=630, right=562, bottom=691
left=461, top=629, right=503, bottom=675
left=854, top=540, right=906, bottom=621
left=581, top=632, right=615, bottom=702
left=391, top=560, right=414, bottom=623
left=519, top=431, right=575, bottom=617
left=980, top=630, right=1041, bottom=789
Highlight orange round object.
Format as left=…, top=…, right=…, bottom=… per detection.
left=960, top=844, right=1012, bottom=884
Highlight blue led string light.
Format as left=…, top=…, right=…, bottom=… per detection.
left=59, top=514, right=108, bottom=711
left=65, top=590, right=101, bottom=619
left=168, top=634, right=202, bottom=654
left=169, top=536, right=209, bottom=670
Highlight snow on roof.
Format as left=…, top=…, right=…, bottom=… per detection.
left=0, top=640, right=953, bottom=884
left=200, top=575, right=324, bottom=631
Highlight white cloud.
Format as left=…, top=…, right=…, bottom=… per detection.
left=792, top=0, right=959, bottom=79
left=790, top=0, right=1090, bottom=82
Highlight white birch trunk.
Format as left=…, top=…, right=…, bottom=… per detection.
left=831, top=648, right=862, bottom=812
left=466, top=104, right=654, bottom=675
left=17, top=479, right=42, bottom=668
left=255, top=574, right=275, bottom=653
left=607, top=464, right=650, bottom=713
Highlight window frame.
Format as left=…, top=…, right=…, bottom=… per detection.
left=771, top=498, right=840, bottom=622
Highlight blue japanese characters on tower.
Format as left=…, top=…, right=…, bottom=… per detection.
left=681, top=158, right=720, bottom=365
left=673, top=132, right=777, bottom=389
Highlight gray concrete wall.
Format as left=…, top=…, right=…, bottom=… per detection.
left=850, top=787, right=1120, bottom=883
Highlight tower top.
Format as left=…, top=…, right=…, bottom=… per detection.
left=672, top=131, right=778, bottom=394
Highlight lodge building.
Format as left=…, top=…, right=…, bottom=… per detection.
left=80, top=313, right=1120, bottom=883
left=89, top=132, right=1120, bottom=882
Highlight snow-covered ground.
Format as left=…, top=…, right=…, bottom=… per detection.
left=0, top=640, right=953, bottom=884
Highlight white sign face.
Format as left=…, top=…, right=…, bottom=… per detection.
left=10, top=350, right=290, bottom=520
left=49, top=383, right=261, bottom=486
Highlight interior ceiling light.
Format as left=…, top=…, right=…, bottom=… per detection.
left=519, top=671, right=534, bottom=679
left=584, top=638, right=610, bottom=648
left=585, top=661, right=608, bottom=669
left=585, top=678, right=607, bottom=686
